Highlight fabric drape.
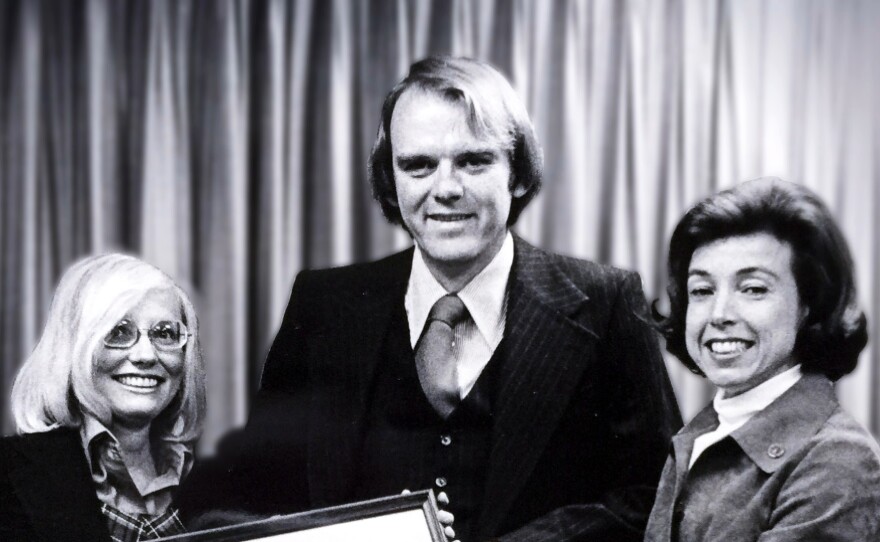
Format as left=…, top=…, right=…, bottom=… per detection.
left=2, top=0, right=878, bottom=447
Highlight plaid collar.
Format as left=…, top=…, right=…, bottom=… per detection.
left=102, top=503, right=186, bottom=542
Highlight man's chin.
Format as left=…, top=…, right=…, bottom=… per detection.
left=420, top=243, right=485, bottom=272
left=419, top=241, right=479, bottom=265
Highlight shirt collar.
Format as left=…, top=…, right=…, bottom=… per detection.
left=81, top=415, right=110, bottom=461
left=80, top=415, right=193, bottom=496
left=405, top=232, right=514, bottom=348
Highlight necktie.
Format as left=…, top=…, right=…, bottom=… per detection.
left=415, top=294, right=468, bottom=418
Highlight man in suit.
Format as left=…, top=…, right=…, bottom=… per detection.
left=179, top=56, right=681, bottom=541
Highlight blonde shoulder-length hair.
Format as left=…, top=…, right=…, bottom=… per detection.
left=11, top=253, right=206, bottom=445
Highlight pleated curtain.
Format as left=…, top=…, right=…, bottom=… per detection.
left=1, top=0, right=878, bottom=447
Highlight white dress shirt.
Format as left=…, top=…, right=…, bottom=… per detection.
left=405, top=232, right=514, bottom=399
left=688, top=364, right=803, bottom=469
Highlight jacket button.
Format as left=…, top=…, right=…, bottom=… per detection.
left=435, top=477, right=447, bottom=488
left=440, top=435, right=452, bottom=446
left=767, top=444, right=785, bottom=458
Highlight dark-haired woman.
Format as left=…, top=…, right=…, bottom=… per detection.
left=646, top=177, right=880, bottom=541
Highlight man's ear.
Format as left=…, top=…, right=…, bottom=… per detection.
left=798, top=304, right=810, bottom=327
left=385, top=171, right=400, bottom=207
left=511, top=181, right=528, bottom=198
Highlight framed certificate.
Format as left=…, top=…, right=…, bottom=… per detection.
left=158, top=490, right=446, bottom=542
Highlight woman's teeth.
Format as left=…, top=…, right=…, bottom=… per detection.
left=115, top=375, right=160, bottom=388
left=708, top=340, right=750, bottom=355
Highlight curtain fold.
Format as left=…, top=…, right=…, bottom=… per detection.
left=2, top=0, right=878, bottom=443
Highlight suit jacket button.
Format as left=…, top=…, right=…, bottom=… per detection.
left=435, top=477, right=447, bottom=488
left=440, top=435, right=452, bottom=446
left=767, top=444, right=785, bottom=458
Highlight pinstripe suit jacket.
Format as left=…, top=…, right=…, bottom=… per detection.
left=180, top=237, right=681, bottom=541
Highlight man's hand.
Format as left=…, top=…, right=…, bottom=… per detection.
left=402, top=489, right=459, bottom=542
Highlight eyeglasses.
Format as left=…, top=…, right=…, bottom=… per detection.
left=103, top=319, right=190, bottom=351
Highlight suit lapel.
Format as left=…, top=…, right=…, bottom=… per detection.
left=307, top=250, right=412, bottom=506
left=478, top=239, right=600, bottom=533
left=7, top=429, right=107, bottom=541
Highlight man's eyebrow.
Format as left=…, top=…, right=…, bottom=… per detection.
left=456, top=149, right=497, bottom=159
left=459, top=145, right=503, bottom=154
left=395, top=154, right=433, bottom=165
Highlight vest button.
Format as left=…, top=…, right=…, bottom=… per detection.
left=440, top=435, right=452, bottom=446
left=435, top=477, right=447, bottom=488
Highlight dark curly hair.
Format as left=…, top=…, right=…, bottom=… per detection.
left=655, top=177, right=867, bottom=381
left=367, top=56, right=543, bottom=227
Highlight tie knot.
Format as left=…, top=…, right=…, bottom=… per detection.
left=427, top=294, right=468, bottom=328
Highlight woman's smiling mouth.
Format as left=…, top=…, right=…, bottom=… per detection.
left=705, top=339, right=755, bottom=356
left=113, top=375, right=164, bottom=389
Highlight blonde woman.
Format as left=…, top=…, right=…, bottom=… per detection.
left=0, top=254, right=205, bottom=541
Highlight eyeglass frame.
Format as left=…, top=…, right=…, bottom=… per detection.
left=102, top=319, right=192, bottom=352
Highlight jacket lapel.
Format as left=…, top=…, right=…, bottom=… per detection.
left=306, top=250, right=412, bottom=506
left=729, top=373, right=837, bottom=473
left=7, top=429, right=108, bottom=541
left=662, top=405, right=718, bottom=539
left=478, top=238, right=601, bottom=533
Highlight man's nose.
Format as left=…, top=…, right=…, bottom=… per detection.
left=709, top=290, right=736, bottom=327
left=127, top=333, right=159, bottom=365
left=432, top=161, right=464, bottom=201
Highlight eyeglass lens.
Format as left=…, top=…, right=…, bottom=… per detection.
left=103, top=320, right=187, bottom=350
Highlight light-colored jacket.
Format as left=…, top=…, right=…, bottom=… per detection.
left=645, top=372, right=880, bottom=542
